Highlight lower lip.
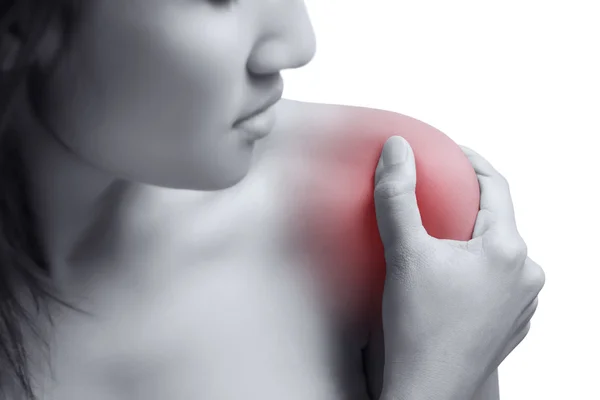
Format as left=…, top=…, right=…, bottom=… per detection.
left=234, top=105, right=277, bottom=142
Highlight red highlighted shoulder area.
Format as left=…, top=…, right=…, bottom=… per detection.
left=277, top=106, right=480, bottom=322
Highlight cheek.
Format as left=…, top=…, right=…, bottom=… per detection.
left=79, top=4, right=244, bottom=134
left=49, top=15, right=250, bottom=189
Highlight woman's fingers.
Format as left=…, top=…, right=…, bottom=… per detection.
left=494, top=258, right=544, bottom=367
left=522, top=257, right=547, bottom=294
left=460, top=146, right=518, bottom=238
left=374, top=136, right=430, bottom=251
left=498, top=321, right=532, bottom=365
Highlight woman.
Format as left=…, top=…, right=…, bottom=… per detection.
left=0, top=1, right=544, bottom=399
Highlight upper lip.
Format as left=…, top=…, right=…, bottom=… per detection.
left=236, top=79, right=284, bottom=124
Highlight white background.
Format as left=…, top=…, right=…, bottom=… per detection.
left=284, top=1, right=599, bottom=399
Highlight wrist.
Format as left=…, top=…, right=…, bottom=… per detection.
left=378, top=355, right=481, bottom=400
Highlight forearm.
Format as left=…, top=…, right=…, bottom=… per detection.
left=371, top=361, right=499, bottom=400
left=375, top=367, right=498, bottom=400
left=377, top=358, right=488, bottom=400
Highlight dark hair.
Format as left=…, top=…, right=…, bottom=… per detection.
left=0, top=1, right=80, bottom=398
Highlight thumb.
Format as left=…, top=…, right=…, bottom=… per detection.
left=374, top=136, right=428, bottom=249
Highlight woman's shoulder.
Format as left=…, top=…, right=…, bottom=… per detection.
left=270, top=99, right=428, bottom=145
left=272, top=99, right=361, bottom=137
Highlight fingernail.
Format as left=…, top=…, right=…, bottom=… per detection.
left=382, top=136, right=409, bottom=166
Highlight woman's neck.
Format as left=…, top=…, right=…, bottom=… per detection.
left=10, top=80, right=250, bottom=303
left=11, top=81, right=118, bottom=288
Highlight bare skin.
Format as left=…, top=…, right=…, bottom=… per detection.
left=17, top=96, right=369, bottom=399
left=3, top=1, right=503, bottom=398
left=266, top=100, right=501, bottom=400
left=15, top=95, right=500, bottom=400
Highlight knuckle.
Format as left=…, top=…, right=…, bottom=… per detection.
left=538, top=268, right=546, bottom=290
left=374, top=180, right=400, bottom=200
left=497, top=173, right=510, bottom=190
left=486, top=234, right=528, bottom=265
left=521, top=321, right=532, bottom=338
left=510, top=238, right=528, bottom=262
left=487, top=166, right=509, bottom=188
left=530, top=297, right=539, bottom=314
left=374, top=176, right=414, bottom=201
left=509, top=322, right=531, bottom=355
left=526, top=260, right=546, bottom=293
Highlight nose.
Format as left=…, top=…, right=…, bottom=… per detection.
left=246, top=1, right=317, bottom=76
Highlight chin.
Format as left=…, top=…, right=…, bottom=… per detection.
left=198, top=164, right=252, bottom=191
left=205, top=176, right=245, bottom=191
left=122, top=167, right=249, bottom=192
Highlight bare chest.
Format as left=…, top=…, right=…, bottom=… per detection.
left=29, top=172, right=372, bottom=400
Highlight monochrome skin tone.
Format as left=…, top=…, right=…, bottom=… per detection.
left=0, top=1, right=544, bottom=399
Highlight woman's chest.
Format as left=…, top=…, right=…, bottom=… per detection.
left=31, top=225, right=372, bottom=400
left=26, top=156, right=377, bottom=399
